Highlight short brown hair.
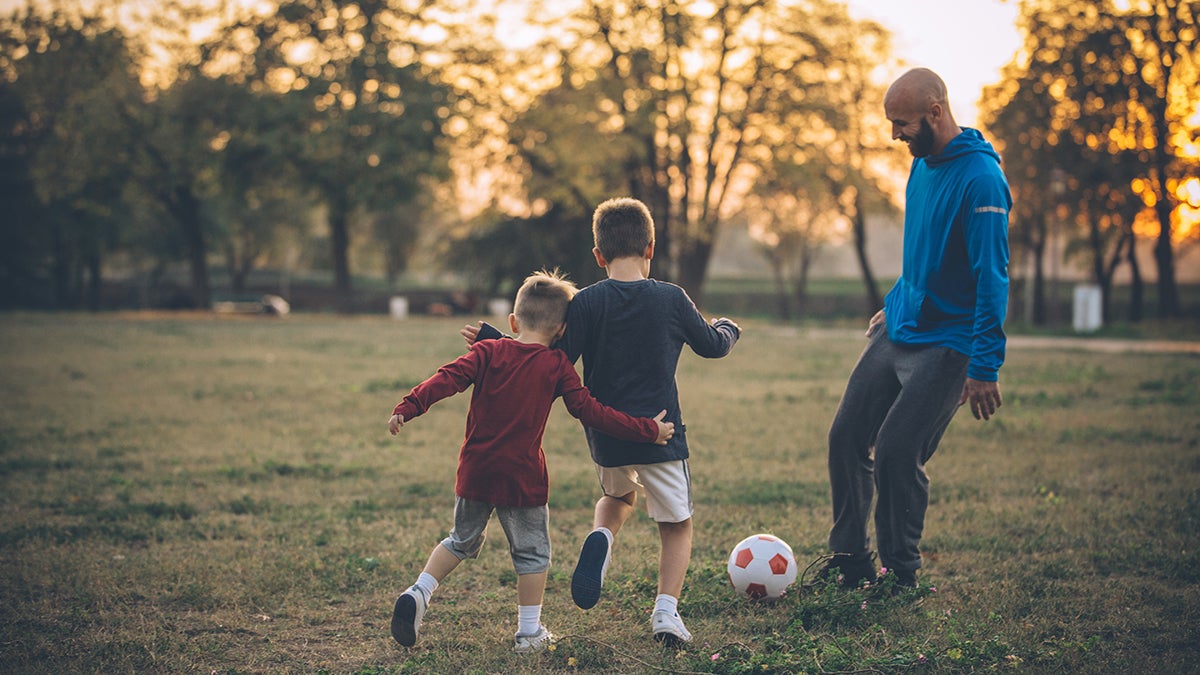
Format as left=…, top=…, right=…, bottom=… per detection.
left=513, top=269, right=578, bottom=333
left=592, top=197, right=655, bottom=261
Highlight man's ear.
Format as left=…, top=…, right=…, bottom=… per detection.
left=645, top=242, right=655, bottom=260
left=508, top=313, right=519, bottom=334
left=592, top=247, right=608, bottom=268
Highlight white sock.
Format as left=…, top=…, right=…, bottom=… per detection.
left=595, top=526, right=614, bottom=546
left=517, top=604, right=542, bottom=635
left=654, top=593, right=678, bottom=615
left=412, top=572, right=439, bottom=603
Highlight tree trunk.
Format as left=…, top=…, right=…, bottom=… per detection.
left=1146, top=8, right=1181, bottom=319
left=226, top=243, right=247, bottom=293
left=1086, top=211, right=1109, bottom=321
left=769, top=257, right=790, bottom=320
left=1128, top=232, right=1144, bottom=322
left=171, top=186, right=211, bottom=310
left=328, top=202, right=354, bottom=314
left=50, top=221, right=73, bottom=309
left=650, top=194, right=674, bottom=285
left=851, top=205, right=881, bottom=315
left=1032, top=244, right=1047, bottom=326
left=1153, top=198, right=1179, bottom=317
left=85, top=250, right=102, bottom=311
left=793, top=249, right=814, bottom=318
left=675, top=237, right=713, bottom=308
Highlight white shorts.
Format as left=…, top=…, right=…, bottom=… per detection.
left=595, top=460, right=693, bottom=523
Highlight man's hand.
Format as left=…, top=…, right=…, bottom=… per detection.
left=651, top=410, right=675, bottom=445
left=460, top=322, right=481, bottom=348
left=959, top=378, right=1002, bottom=420
left=866, top=310, right=885, bottom=337
left=388, top=413, right=406, bottom=435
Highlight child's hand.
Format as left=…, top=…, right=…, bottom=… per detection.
left=460, top=322, right=481, bottom=348
left=651, top=410, right=674, bottom=445
left=388, top=414, right=405, bottom=435
left=713, top=317, right=741, bottom=334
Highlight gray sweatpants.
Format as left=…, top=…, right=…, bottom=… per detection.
left=827, top=326, right=969, bottom=572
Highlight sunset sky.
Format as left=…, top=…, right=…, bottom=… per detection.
left=843, top=0, right=1022, bottom=128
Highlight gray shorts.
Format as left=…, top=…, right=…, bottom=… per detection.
left=440, top=496, right=551, bottom=575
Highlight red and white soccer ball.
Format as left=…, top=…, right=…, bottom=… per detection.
left=727, top=534, right=798, bottom=600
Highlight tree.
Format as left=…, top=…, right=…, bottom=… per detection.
left=471, top=0, right=899, bottom=306
left=770, top=1, right=900, bottom=315
left=0, top=7, right=142, bottom=308
left=983, top=0, right=1199, bottom=323
left=215, top=0, right=453, bottom=312
left=204, top=81, right=309, bottom=293
left=130, top=74, right=255, bottom=310
left=740, top=157, right=845, bottom=319
left=1123, top=0, right=1199, bottom=318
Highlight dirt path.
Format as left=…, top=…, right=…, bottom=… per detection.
left=1008, top=335, right=1200, bottom=355
left=792, top=326, right=1200, bottom=355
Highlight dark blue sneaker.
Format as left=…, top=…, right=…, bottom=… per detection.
left=390, top=589, right=426, bottom=646
left=571, top=530, right=611, bottom=609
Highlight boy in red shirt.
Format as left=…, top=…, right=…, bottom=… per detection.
left=387, top=269, right=674, bottom=653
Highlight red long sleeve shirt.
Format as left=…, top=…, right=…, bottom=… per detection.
left=393, top=339, right=659, bottom=507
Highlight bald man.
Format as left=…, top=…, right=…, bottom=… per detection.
left=817, top=68, right=1012, bottom=591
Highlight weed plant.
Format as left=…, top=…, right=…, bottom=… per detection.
left=0, top=313, right=1197, bottom=673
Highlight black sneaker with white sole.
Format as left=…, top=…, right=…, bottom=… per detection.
left=570, top=530, right=610, bottom=609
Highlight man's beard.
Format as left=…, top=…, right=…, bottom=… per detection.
left=903, top=117, right=936, bottom=158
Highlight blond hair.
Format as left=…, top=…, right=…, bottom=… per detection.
left=513, top=269, right=578, bottom=333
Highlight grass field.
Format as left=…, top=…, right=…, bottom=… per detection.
left=1, top=312, right=1197, bottom=673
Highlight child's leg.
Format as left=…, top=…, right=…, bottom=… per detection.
left=393, top=544, right=462, bottom=648
left=593, top=491, right=636, bottom=535
left=517, top=570, right=548, bottom=606
left=650, top=518, right=695, bottom=645
left=638, top=461, right=696, bottom=645
left=413, top=543, right=461, bottom=598
left=496, top=505, right=554, bottom=652
left=573, top=467, right=641, bottom=609
left=517, top=571, right=548, bottom=637
left=392, top=497, right=490, bottom=647
left=513, top=570, right=553, bottom=653
left=656, top=518, right=692, bottom=598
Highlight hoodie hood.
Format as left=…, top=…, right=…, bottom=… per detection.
left=925, top=127, right=1001, bottom=167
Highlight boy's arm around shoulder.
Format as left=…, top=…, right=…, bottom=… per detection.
left=555, top=358, right=674, bottom=445
left=460, top=321, right=507, bottom=347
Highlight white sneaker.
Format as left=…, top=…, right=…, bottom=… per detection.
left=513, top=624, right=554, bottom=653
left=390, top=588, right=427, bottom=647
left=651, top=609, right=693, bottom=647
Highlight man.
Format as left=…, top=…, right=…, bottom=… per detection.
left=819, top=68, right=1011, bottom=590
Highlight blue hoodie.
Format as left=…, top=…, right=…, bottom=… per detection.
left=884, top=128, right=1011, bottom=381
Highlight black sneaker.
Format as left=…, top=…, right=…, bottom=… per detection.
left=570, top=530, right=611, bottom=609
left=810, top=552, right=878, bottom=589
left=390, top=588, right=427, bottom=647
left=888, top=567, right=918, bottom=594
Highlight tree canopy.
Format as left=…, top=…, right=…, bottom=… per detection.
left=2, top=0, right=1195, bottom=320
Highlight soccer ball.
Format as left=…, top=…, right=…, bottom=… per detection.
left=727, top=534, right=798, bottom=599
